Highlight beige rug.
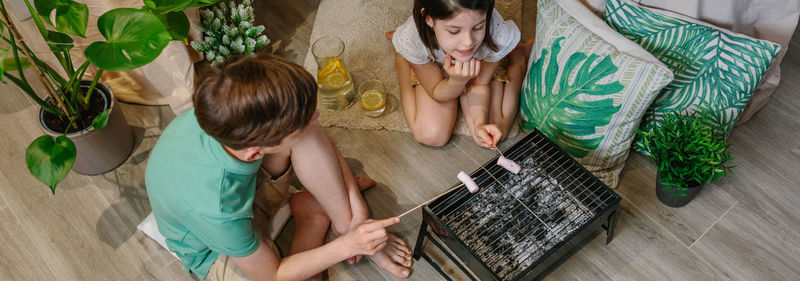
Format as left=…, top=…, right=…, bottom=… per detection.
left=304, top=0, right=522, bottom=136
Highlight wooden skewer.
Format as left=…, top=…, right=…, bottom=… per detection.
left=398, top=183, right=466, bottom=218
left=494, top=146, right=505, bottom=158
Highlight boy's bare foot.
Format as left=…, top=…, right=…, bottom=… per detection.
left=368, top=234, right=413, bottom=278
left=355, top=176, right=376, bottom=192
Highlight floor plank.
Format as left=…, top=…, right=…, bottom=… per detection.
left=0, top=190, right=6, bottom=210
left=578, top=199, right=730, bottom=280
left=543, top=252, right=612, bottom=281
left=689, top=203, right=800, bottom=280
left=0, top=185, right=57, bottom=281
left=254, top=0, right=319, bottom=65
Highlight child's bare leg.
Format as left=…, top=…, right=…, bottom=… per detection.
left=262, top=149, right=292, bottom=178
left=328, top=134, right=374, bottom=263
left=368, top=234, right=413, bottom=278
left=291, top=121, right=357, bottom=235
left=330, top=136, right=370, bottom=225
left=288, top=192, right=331, bottom=281
left=489, top=43, right=530, bottom=137
left=394, top=52, right=459, bottom=147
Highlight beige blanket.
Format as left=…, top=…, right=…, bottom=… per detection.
left=303, top=0, right=522, bottom=136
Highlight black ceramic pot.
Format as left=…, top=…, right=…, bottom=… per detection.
left=655, top=171, right=703, bottom=208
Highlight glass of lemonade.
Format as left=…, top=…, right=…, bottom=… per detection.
left=358, top=79, right=387, bottom=117
left=312, top=36, right=355, bottom=110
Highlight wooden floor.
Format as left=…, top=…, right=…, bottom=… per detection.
left=2, top=1, right=799, bottom=280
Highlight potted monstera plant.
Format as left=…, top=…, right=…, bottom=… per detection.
left=0, top=0, right=219, bottom=193
left=636, top=111, right=734, bottom=207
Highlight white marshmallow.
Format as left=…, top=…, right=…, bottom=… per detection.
left=497, top=156, right=521, bottom=174
left=457, top=171, right=479, bottom=193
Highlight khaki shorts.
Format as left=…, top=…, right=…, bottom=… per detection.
left=206, top=167, right=291, bottom=281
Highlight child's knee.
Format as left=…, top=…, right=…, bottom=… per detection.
left=290, top=192, right=330, bottom=224
left=509, top=47, right=528, bottom=67
left=411, top=129, right=451, bottom=147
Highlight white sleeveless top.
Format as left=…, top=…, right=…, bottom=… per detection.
left=392, top=9, right=521, bottom=65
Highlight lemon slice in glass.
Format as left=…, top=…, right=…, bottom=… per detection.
left=360, top=90, right=386, bottom=111
left=318, top=57, right=349, bottom=89
left=325, top=72, right=347, bottom=89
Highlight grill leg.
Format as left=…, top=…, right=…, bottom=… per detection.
left=413, top=222, right=428, bottom=260
left=603, top=206, right=622, bottom=244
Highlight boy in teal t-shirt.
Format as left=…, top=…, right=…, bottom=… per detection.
left=145, top=54, right=413, bottom=280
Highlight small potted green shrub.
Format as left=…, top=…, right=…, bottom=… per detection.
left=636, top=111, right=734, bottom=207
left=190, top=0, right=270, bottom=66
left=0, top=0, right=220, bottom=193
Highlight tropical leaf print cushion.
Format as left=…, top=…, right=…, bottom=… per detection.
left=604, top=0, right=782, bottom=153
left=521, top=0, right=673, bottom=188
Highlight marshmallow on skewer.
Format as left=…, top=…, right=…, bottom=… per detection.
left=457, top=171, right=479, bottom=193
left=497, top=156, right=521, bottom=174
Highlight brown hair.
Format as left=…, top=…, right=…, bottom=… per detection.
left=193, top=53, right=317, bottom=149
left=413, top=0, right=498, bottom=55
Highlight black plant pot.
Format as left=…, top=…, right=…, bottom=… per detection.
left=655, top=171, right=703, bottom=208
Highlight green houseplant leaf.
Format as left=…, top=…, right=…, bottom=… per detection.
left=84, top=8, right=172, bottom=71
left=161, top=11, right=190, bottom=41
left=0, top=47, right=29, bottom=81
left=145, top=0, right=194, bottom=14
left=92, top=109, right=111, bottom=131
left=144, top=0, right=221, bottom=14
left=25, top=135, right=77, bottom=194
left=45, top=30, right=74, bottom=52
left=33, top=0, right=88, bottom=37
left=521, top=37, right=625, bottom=158
left=636, top=111, right=734, bottom=190
left=2, top=57, right=31, bottom=73
left=0, top=47, right=6, bottom=79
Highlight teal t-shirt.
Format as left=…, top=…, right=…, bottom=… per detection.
left=145, top=108, right=261, bottom=279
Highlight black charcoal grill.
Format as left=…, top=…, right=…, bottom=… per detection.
left=412, top=129, right=622, bottom=280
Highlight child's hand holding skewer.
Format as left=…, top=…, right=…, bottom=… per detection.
left=474, top=124, right=502, bottom=148
left=340, top=217, right=400, bottom=256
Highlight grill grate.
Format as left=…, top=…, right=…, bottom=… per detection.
left=415, top=129, right=621, bottom=280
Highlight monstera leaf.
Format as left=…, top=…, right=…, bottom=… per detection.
left=45, top=30, right=74, bottom=52
left=84, top=8, right=172, bottom=72
left=26, top=135, right=76, bottom=194
left=143, top=0, right=222, bottom=14
left=33, top=0, right=89, bottom=37
left=521, top=37, right=624, bottom=158
left=160, top=11, right=191, bottom=41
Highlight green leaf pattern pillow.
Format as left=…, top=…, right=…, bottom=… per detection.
left=521, top=0, right=673, bottom=188
left=603, top=0, right=782, bottom=151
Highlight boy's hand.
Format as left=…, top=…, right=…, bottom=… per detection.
left=472, top=124, right=502, bottom=148
left=341, top=217, right=399, bottom=257
left=444, top=54, right=481, bottom=84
